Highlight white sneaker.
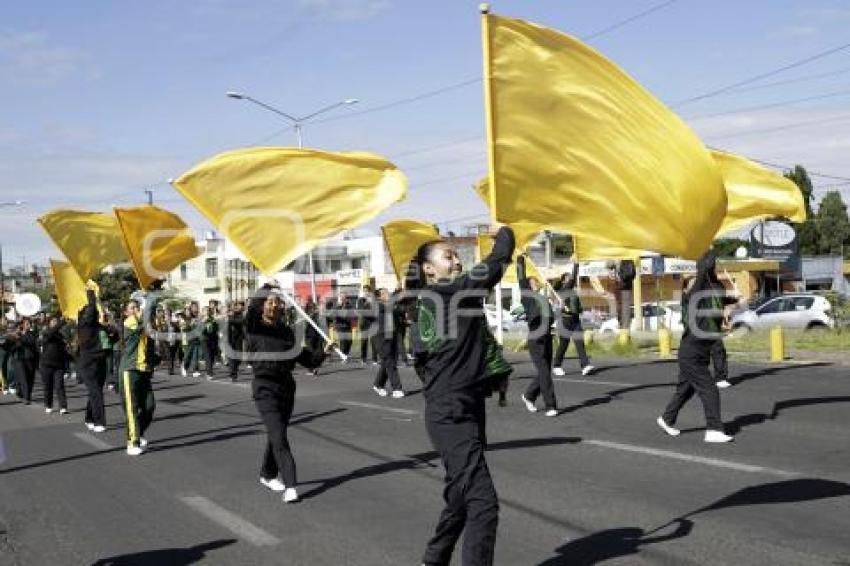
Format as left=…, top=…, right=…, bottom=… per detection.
left=372, top=361, right=379, bottom=367
left=521, top=394, right=538, bottom=413
left=59, top=408, right=68, bottom=415
left=139, top=437, right=148, bottom=448
left=92, top=425, right=106, bottom=433
left=391, top=390, right=405, bottom=398
left=45, top=407, right=53, bottom=414
left=260, top=477, right=286, bottom=492
left=704, top=430, right=734, bottom=443
left=656, top=416, right=680, bottom=437
left=126, top=446, right=143, bottom=456
left=282, top=488, right=299, bottom=503
left=544, top=409, right=558, bottom=417
left=206, top=375, right=214, bottom=381
left=716, top=380, right=732, bottom=389
left=581, top=365, right=596, bottom=376
left=372, top=386, right=388, bottom=397
left=8, top=387, right=16, bottom=395
left=85, top=422, right=95, bottom=431
left=192, top=372, right=201, bottom=378
left=181, top=367, right=188, bottom=377
left=552, top=367, right=565, bottom=377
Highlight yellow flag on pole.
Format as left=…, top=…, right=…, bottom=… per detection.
left=173, top=147, right=408, bottom=275
left=712, top=150, right=806, bottom=236
left=114, top=205, right=200, bottom=290
left=381, top=219, right=441, bottom=281
left=50, top=259, right=88, bottom=319
left=38, top=210, right=129, bottom=280
left=480, top=10, right=726, bottom=259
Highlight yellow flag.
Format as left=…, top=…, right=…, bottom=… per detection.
left=114, top=205, right=200, bottom=289
left=473, top=178, right=541, bottom=251
left=381, top=219, right=441, bottom=281
left=173, top=148, right=407, bottom=275
left=481, top=12, right=725, bottom=259
left=38, top=210, right=129, bottom=280
left=712, top=150, right=806, bottom=236
left=50, top=259, right=88, bottom=319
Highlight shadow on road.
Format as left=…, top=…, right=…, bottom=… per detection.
left=727, top=362, right=832, bottom=387
left=541, top=478, right=850, bottom=565
left=299, top=436, right=581, bottom=501
left=91, top=538, right=236, bottom=565
left=725, top=396, right=850, bottom=435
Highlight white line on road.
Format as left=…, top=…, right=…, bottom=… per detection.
left=585, top=439, right=798, bottom=477
left=340, top=400, right=419, bottom=416
left=555, top=378, right=636, bottom=387
left=179, top=495, right=280, bottom=546
left=72, top=432, right=114, bottom=451
left=204, top=379, right=250, bottom=389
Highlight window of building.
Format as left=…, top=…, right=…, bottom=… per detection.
left=180, top=264, right=188, bottom=281
left=206, top=258, right=218, bottom=278
left=351, top=258, right=362, bottom=269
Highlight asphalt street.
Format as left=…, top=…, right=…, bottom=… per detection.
left=1, top=354, right=848, bottom=565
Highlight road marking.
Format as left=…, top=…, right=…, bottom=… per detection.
left=554, top=378, right=635, bottom=387
left=585, top=439, right=798, bottom=477
left=205, top=379, right=250, bottom=389
left=72, top=432, right=113, bottom=451
left=179, top=495, right=280, bottom=546
left=339, top=400, right=418, bottom=416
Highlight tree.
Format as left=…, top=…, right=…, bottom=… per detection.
left=814, top=191, right=850, bottom=257
left=784, top=165, right=819, bottom=255
left=94, top=267, right=139, bottom=317
left=712, top=238, right=749, bottom=258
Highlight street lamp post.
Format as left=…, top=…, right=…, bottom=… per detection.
left=226, top=91, right=358, bottom=303
left=0, top=201, right=26, bottom=314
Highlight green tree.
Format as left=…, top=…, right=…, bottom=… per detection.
left=712, top=238, right=749, bottom=258
left=93, top=267, right=139, bottom=316
left=814, top=191, right=850, bottom=257
left=784, top=165, right=818, bottom=255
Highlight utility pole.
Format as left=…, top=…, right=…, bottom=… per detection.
left=144, top=188, right=154, bottom=205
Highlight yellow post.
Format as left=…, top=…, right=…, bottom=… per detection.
left=617, top=328, right=630, bottom=347
left=770, top=326, right=785, bottom=362
left=658, top=328, right=672, bottom=358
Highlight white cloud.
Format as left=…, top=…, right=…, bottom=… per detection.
left=297, top=0, right=390, bottom=21
left=0, top=31, right=92, bottom=85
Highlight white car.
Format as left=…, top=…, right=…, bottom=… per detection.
left=598, top=303, right=684, bottom=334
left=484, top=304, right=529, bottom=333
left=730, top=294, right=833, bottom=331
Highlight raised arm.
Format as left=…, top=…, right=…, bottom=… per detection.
left=516, top=254, right=531, bottom=291
left=456, top=226, right=516, bottom=291
left=78, top=289, right=99, bottom=327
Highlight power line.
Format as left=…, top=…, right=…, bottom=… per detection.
left=713, top=67, right=850, bottom=97
left=746, top=157, right=850, bottom=183
left=390, top=136, right=484, bottom=159
left=673, top=41, right=850, bottom=107
left=582, top=0, right=680, bottom=41
left=687, top=88, right=850, bottom=120
left=706, top=113, right=850, bottom=140
left=415, top=170, right=486, bottom=188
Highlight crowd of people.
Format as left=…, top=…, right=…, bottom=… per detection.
left=1, top=227, right=742, bottom=565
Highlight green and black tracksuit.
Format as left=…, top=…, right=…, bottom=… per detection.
left=662, top=251, right=735, bottom=431
left=119, top=296, right=158, bottom=448
left=517, top=255, right=557, bottom=410
left=415, top=225, right=515, bottom=566
left=553, top=262, right=590, bottom=370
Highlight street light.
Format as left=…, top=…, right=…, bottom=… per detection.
left=0, top=200, right=26, bottom=314
left=226, top=91, right=359, bottom=302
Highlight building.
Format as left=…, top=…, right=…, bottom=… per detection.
left=166, top=232, right=259, bottom=305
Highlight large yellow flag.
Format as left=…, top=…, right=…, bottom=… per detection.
left=473, top=178, right=541, bottom=251
left=38, top=210, right=129, bottom=280
left=173, top=148, right=407, bottom=275
left=481, top=11, right=726, bottom=259
left=114, top=205, right=200, bottom=289
left=50, top=259, right=88, bottom=319
left=381, top=219, right=441, bottom=281
left=712, top=150, right=806, bottom=235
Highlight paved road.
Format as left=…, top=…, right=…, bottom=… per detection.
left=1, top=354, right=848, bottom=565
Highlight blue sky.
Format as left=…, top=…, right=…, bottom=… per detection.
left=2, top=0, right=850, bottom=266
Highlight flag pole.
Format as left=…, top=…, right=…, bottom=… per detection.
left=280, top=290, right=348, bottom=362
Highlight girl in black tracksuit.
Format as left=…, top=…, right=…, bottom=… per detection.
left=516, top=254, right=557, bottom=414
left=409, top=225, right=515, bottom=566
left=41, top=316, right=70, bottom=412
left=245, top=284, right=326, bottom=503
left=8, top=319, right=39, bottom=404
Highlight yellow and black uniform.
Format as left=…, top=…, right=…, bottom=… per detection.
left=118, top=296, right=158, bottom=449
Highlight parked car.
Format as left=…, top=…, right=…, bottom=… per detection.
left=484, top=304, right=529, bottom=334
left=598, top=302, right=684, bottom=334
left=730, top=294, right=834, bottom=331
